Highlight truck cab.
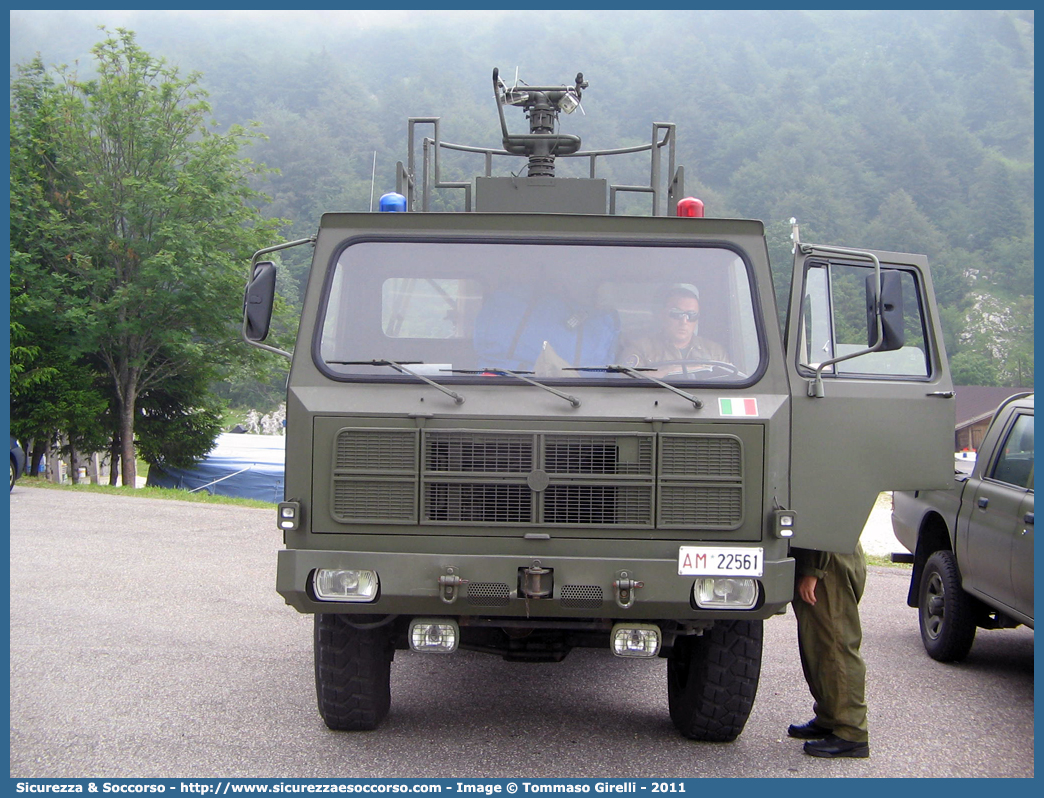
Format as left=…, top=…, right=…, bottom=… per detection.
left=244, top=69, right=955, bottom=741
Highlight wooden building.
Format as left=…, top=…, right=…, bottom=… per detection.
left=954, top=386, right=1031, bottom=452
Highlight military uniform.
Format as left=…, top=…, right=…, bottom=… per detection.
left=619, top=333, right=728, bottom=373
left=791, top=543, right=869, bottom=744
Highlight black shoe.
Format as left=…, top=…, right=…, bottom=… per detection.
left=803, top=734, right=870, bottom=759
left=787, top=719, right=832, bottom=739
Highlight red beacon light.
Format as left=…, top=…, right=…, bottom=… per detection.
left=677, top=197, right=705, bottom=218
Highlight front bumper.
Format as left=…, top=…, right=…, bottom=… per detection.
left=277, top=546, right=795, bottom=620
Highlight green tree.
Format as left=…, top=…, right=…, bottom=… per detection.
left=9, top=60, right=111, bottom=465
left=969, top=156, right=1027, bottom=246
left=949, top=351, right=1000, bottom=387
left=135, top=359, right=225, bottom=469
left=10, top=30, right=282, bottom=486
left=9, top=272, right=111, bottom=466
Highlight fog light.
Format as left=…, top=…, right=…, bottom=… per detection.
left=409, top=619, right=459, bottom=653
left=278, top=501, right=300, bottom=531
left=693, top=577, right=758, bottom=609
left=313, top=569, right=379, bottom=602
left=611, top=623, right=661, bottom=658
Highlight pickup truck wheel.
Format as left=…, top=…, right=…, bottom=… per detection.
left=314, top=614, right=393, bottom=730
left=666, top=619, right=762, bottom=742
left=918, top=550, right=977, bottom=662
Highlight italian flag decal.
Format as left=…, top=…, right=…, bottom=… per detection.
left=719, top=398, right=758, bottom=417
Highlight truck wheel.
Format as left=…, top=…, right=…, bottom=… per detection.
left=918, top=550, right=977, bottom=662
left=314, top=614, right=393, bottom=731
left=667, top=619, right=763, bottom=742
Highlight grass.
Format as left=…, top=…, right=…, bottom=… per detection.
left=15, top=476, right=276, bottom=509
left=866, top=552, right=911, bottom=570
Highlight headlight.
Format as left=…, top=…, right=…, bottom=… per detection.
left=693, top=577, right=758, bottom=609
left=313, top=569, right=379, bottom=602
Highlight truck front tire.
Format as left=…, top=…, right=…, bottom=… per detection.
left=918, top=550, right=977, bottom=662
left=667, top=619, right=763, bottom=742
left=314, top=614, right=393, bottom=731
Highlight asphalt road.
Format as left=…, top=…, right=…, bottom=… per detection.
left=8, top=485, right=1034, bottom=779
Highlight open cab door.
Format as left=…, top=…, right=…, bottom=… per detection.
left=785, top=227, right=955, bottom=553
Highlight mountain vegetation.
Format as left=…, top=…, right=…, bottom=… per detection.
left=9, top=10, right=1034, bottom=467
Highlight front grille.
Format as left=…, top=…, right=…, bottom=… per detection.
left=421, top=431, right=656, bottom=526
left=327, top=424, right=753, bottom=531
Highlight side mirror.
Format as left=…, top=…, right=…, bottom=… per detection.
left=866, top=270, right=904, bottom=352
left=244, top=261, right=277, bottom=342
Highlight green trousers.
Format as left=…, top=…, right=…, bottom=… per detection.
left=792, top=544, right=868, bottom=743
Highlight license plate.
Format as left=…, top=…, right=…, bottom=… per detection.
left=678, top=546, right=764, bottom=577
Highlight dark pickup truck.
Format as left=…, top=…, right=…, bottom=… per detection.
left=892, top=393, right=1034, bottom=661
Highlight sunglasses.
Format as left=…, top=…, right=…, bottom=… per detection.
left=667, top=308, right=700, bottom=322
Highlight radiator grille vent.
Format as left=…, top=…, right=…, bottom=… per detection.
left=335, top=428, right=416, bottom=471
left=331, top=428, right=418, bottom=523
left=560, top=585, right=604, bottom=609
left=426, top=431, right=533, bottom=473
left=332, top=480, right=416, bottom=522
left=544, top=436, right=653, bottom=475
left=544, top=485, right=653, bottom=525
left=659, top=485, right=744, bottom=528
left=657, top=434, right=744, bottom=530
left=425, top=483, right=533, bottom=523
left=661, top=435, right=742, bottom=478
left=465, top=582, right=511, bottom=607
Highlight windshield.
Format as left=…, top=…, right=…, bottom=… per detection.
left=317, top=239, right=763, bottom=384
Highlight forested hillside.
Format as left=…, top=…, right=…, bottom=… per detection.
left=11, top=9, right=1034, bottom=401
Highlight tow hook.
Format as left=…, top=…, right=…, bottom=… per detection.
left=439, top=568, right=468, bottom=604
left=519, top=561, right=554, bottom=599
left=613, top=571, right=644, bottom=609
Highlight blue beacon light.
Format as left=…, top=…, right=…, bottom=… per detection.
left=379, top=192, right=407, bottom=212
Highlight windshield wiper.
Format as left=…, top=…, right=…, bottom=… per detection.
left=328, top=359, right=465, bottom=405
left=443, top=368, right=581, bottom=408
left=567, top=364, right=703, bottom=409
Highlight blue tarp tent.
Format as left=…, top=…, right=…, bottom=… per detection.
left=146, top=433, right=285, bottom=502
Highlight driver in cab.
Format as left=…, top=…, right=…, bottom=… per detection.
left=619, top=283, right=728, bottom=377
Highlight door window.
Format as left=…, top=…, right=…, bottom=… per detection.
left=797, top=261, right=930, bottom=378
left=991, top=413, right=1034, bottom=490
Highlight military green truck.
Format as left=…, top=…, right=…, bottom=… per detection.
left=243, top=70, right=956, bottom=741
left=891, top=392, right=1033, bottom=662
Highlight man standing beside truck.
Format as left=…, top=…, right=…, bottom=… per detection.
left=788, top=544, right=870, bottom=759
